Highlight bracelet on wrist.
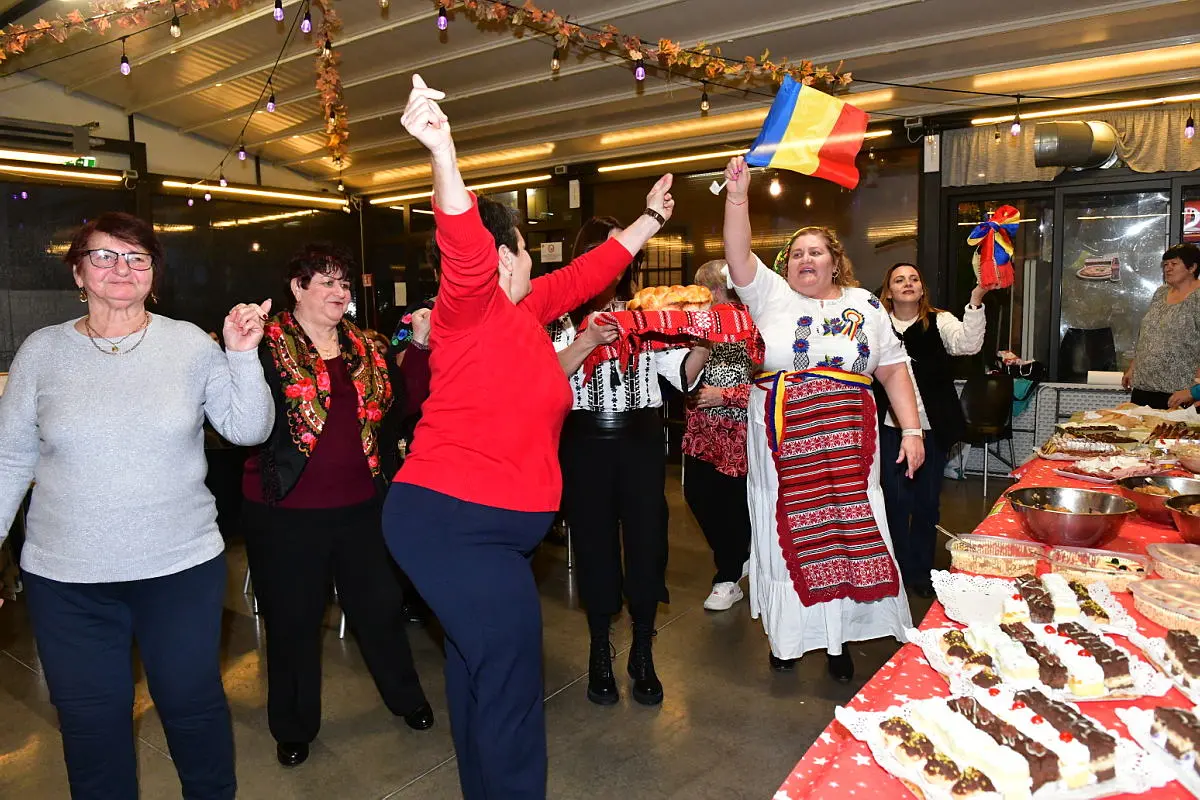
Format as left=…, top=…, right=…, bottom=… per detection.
left=725, top=195, right=748, bottom=206
left=643, top=207, right=666, bottom=226
left=901, top=428, right=924, bottom=438
left=410, top=339, right=430, bottom=351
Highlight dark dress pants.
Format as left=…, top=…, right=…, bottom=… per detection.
left=683, top=455, right=751, bottom=585
left=879, top=425, right=950, bottom=590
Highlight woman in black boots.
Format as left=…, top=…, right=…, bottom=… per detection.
left=550, top=217, right=710, bottom=706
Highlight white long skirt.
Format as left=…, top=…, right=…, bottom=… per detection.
left=747, top=390, right=912, bottom=659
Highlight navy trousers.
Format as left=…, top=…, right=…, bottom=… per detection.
left=383, top=483, right=553, bottom=800
left=23, top=554, right=235, bottom=800
left=879, top=426, right=949, bottom=590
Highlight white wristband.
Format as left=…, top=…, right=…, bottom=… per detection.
left=901, top=428, right=924, bottom=438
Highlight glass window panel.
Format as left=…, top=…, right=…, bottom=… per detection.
left=1058, top=191, right=1170, bottom=382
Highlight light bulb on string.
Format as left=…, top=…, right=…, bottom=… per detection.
left=204, top=192, right=212, bottom=202
left=219, top=173, right=228, bottom=188
left=187, top=197, right=194, bottom=207
left=436, top=5, right=448, bottom=31
left=337, top=178, right=345, bottom=192
left=169, top=7, right=181, bottom=39
left=1010, top=96, right=1022, bottom=137
left=322, top=37, right=333, bottom=58
left=700, top=82, right=710, bottom=113
left=329, top=106, right=337, bottom=122
left=266, top=81, right=276, bottom=112
left=119, top=39, right=130, bottom=76
left=1187, top=115, right=1196, bottom=141
left=238, top=143, right=247, bottom=161
left=300, top=9, right=312, bottom=34
left=804, top=193, right=812, bottom=208
left=634, top=58, right=646, bottom=81
left=769, top=178, right=782, bottom=197
left=379, top=0, right=389, bottom=7
left=551, top=47, right=561, bottom=72
left=273, top=0, right=284, bottom=21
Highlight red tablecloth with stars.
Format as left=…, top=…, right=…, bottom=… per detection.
left=775, top=457, right=1196, bottom=800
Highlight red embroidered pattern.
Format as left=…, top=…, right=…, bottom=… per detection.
left=768, top=375, right=899, bottom=606
left=263, top=311, right=391, bottom=475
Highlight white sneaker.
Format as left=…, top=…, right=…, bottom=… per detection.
left=703, top=581, right=744, bottom=611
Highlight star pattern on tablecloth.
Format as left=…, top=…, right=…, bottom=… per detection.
left=812, top=757, right=828, bottom=766
left=893, top=693, right=911, bottom=702
left=915, top=657, right=928, bottom=666
left=852, top=754, right=873, bottom=766
left=820, top=732, right=834, bottom=744
left=773, top=792, right=791, bottom=800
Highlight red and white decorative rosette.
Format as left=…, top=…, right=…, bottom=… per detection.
left=578, top=306, right=762, bottom=382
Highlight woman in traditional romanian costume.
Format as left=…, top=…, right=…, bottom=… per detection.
left=720, top=156, right=925, bottom=681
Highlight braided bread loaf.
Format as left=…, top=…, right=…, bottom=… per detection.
left=626, top=284, right=712, bottom=312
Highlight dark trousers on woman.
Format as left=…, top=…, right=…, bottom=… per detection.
left=23, top=555, right=235, bottom=800
left=1130, top=388, right=1173, bottom=409
left=383, top=483, right=554, bottom=800
left=879, top=425, right=950, bottom=591
left=683, top=455, right=751, bottom=585
left=560, top=410, right=669, bottom=625
left=242, top=497, right=426, bottom=744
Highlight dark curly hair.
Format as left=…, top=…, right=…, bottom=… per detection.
left=1164, top=243, right=1200, bottom=278
left=426, top=196, right=520, bottom=275
left=286, top=242, right=358, bottom=299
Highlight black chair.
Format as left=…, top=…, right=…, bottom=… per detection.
left=960, top=373, right=1016, bottom=497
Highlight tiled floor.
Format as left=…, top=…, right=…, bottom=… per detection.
left=0, top=469, right=1009, bottom=799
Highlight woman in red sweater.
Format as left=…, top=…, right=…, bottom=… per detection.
left=383, top=74, right=676, bottom=800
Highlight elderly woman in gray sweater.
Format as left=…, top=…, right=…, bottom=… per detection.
left=0, top=212, right=273, bottom=800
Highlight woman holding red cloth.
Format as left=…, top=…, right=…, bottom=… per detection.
left=721, top=156, right=924, bottom=682
left=383, top=74, right=677, bottom=800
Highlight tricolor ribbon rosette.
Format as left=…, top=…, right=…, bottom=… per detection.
left=966, top=205, right=1019, bottom=290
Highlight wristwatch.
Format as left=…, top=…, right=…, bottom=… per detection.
left=901, top=428, right=925, bottom=439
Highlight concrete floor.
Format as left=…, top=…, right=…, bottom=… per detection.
left=0, top=469, right=1009, bottom=799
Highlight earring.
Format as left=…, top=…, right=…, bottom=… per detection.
left=833, top=270, right=840, bottom=278
left=78, top=287, right=88, bottom=303
left=149, top=290, right=159, bottom=304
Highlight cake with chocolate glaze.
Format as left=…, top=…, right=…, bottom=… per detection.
left=1152, top=707, right=1200, bottom=759
left=947, top=696, right=1061, bottom=790
left=1055, top=622, right=1133, bottom=692
left=1013, top=688, right=1117, bottom=781
left=1165, top=629, right=1200, bottom=691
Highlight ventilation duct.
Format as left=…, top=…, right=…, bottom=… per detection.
left=1033, top=121, right=1119, bottom=169
left=0, top=117, right=91, bottom=155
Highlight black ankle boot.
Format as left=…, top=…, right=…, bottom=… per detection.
left=827, top=647, right=854, bottom=682
left=627, top=624, right=664, bottom=705
left=587, top=634, right=619, bottom=706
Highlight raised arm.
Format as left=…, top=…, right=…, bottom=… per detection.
left=722, top=156, right=756, bottom=286
left=523, top=175, right=676, bottom=325
left=403, top=73, right=468, bottom=214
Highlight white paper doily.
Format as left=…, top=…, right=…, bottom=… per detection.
left=837, top=697, right=1171, bottom=800
left=909, top=626, right=1172, bottom=702
left=931, top=571, right=1136, bottom=634
left=1115, top=707, right=1200, bottom=799
left=1125, top=632, right=1200, bottom=706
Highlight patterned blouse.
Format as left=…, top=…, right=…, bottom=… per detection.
left=682, top=304, right=757, bottom=477
left=1131, top=285, right=1200, bottom=393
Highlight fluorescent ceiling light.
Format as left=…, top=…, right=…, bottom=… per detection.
left=971, top=92, right=1200, bottom=125
left=597, top=132, right=891, bottom=174
left=369, top=173, right=552, bottom=205
left=0, top=163, right=122, bottom=183
left=0, top=149, right=90, bottom=165
left=162, top=180, right=347, bottom=207
left=211, top=209, right=320, bottom=228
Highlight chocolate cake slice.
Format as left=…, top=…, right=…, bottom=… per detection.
left=1056, top=622, right=1133, bottom=691
left=1152, top=707, right=1200, bottom=759
left=1016, top=574, right=1054, bottom=623
left=1001, top=623, right=1068, bottom=688
left=947, top=696, right=1061, bottom=790
left=1067, top=580, right=1110, bottom=624
left=1014, top=688, right=1117, bottom=782
left=1165, top=630, right=1200, bottom=688
left=951, top=767, right=996, bottom=798
left=971, top=668, right=1003, bottom=688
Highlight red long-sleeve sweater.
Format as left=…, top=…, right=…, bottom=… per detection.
left=396, top=195, right=634, bottom=512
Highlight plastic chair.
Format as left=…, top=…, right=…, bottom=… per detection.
left=959, top=373, right=1016, bottom=497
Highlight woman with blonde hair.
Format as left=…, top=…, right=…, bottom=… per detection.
left=682, top=259, right=758, bottom=611
left=721, top=156, right=923, bottom=681
left=877, top=262, right=987, bottom=598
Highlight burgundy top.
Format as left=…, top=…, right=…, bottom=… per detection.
left=243, top=357, right=377, bottom=509
left=400, top=345, right=431, bottom=420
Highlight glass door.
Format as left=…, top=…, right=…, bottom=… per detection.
left=1056, top=190, right=1170, bottom=382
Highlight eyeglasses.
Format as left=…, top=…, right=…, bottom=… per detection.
left=83, top=249, right=154, bottom=271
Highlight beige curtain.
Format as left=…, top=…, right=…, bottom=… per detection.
left=943, top=105, right=1200, bottom=186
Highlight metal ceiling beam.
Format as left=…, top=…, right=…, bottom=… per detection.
left=66, top=0, right=306, bottom=95
left=238, top=0, right=919, bottom=147
left=0, top=0, right=52, bottom=30
left=178, top=0, right=698, bottom=133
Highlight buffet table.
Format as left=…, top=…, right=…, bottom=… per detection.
left=775, top=457, right=1196, bottom=800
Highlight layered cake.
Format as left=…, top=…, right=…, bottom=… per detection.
left=1039, top=574, right=1081, bottom=619
left=1151, top=707, right=1200, bottom=760
left=946, top=696, right=1060, bottom=790
left=1013, top=688, right=1117, bottom=781
left=966, top=625, right=1041, bottom=682
left=975, top=690, right=1094, bottom=789
left=939, top=630, right=995, bottom=670
left=1002, top=574, right=1055, bottom=624
left=999, top=623, right=1069, bottom=690
left=1055, top=622, right=1133, bottom=692
left=908, top=698, right=1031, bottom=799
left=1067, top=580, right=1111, bottom=624
left=1164, top=629, right=1200, bottom=692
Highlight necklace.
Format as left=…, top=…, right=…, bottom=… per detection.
left=85, top=312, right=151, bottom=355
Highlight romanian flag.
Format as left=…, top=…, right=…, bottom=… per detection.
left=745, top=76, right=869, bottom=189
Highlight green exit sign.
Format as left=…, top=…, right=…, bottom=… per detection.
left=65, top=156, right=96, bottom=167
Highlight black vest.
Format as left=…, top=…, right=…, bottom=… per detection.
left=875, top=314, right=966, bottom=452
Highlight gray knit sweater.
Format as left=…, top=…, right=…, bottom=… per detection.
left=0, top=315, right=274, bottom=583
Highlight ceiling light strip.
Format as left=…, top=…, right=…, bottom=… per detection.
left=161, top=180, right=348, bottom=207
left=368, top=174, right=553, bottom=206
left=971, top=92, right=1200, bottom=125
left=596, top=131, right=892, bottom=174
left=0, top=163, right=123, bottom=183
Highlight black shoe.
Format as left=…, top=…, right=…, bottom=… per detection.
left=401, top=702, right=435, bottom=731
left=587, top=635, right=619, bottom=706
left=769, top=652, right=798, bottom=672
left=276, top=741, right=309, bottom=767
left=627, top=625, right=663, bottom=706
left=827, top=648, right=854, bottom=682
left=400, top=601, right=426, bottom=625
